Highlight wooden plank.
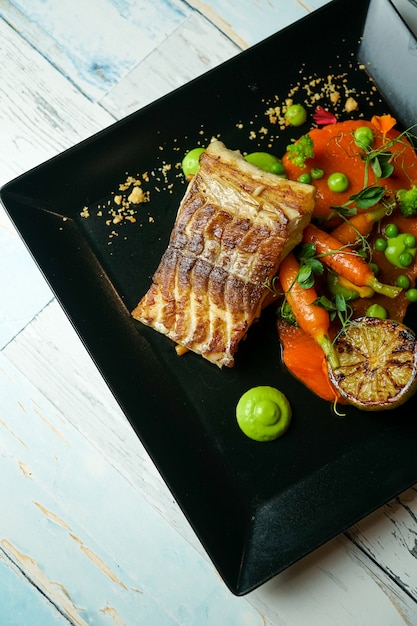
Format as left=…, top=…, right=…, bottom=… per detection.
left=0, top=15, right=113, bottom=347
left=100, top=12, right=241, bottom=118
left=0, top=350, right=271, bottom=625
left=250, top=534, right=417, bottom=625
left=0, top=553, right=69, bottom=625
left=0, top=0, right=191, bottom=101
left=0, top=15, right=113, bottom=188
left=0, top=230, right=52, bottom=350
left=347, top=487, right=417, bottom=602
left=185, top=0, right=332, bottom=48
left=3, top=300, right=201, bottom=552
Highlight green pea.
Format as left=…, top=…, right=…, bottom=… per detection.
left=369, top=262, right=379, bottom=275
left=271, top=161, right=286, bottom=176
left=311, top=167, right=324, bottom=180
left=406, top=288, right=417, bottom=302
left=245, top=151, right=284, bottom=174
left=374, top=237, right=387, bottom=252
left=396, top=274, right=411, bottom=289
left=365, top=303, right=388, bottom=319
left=385, top=223, right=399, bottom=239
left=182, top=147, right=205, bottom=177
left=285, top=103, right=307, bottom=127
left=404, top=233, right=417, bottom=248
left=399, top=252, right=414, bottom=267
left=327, top=172, right=349, bottom=193
left=298, top=173, right=312, bottom=184
left=354, top=126, right=374, bottom=150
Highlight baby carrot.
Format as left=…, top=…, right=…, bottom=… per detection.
left=302, top=223, right=402, bottom=298
left=279, top=252, right=339, bottom=369
left=330, top=203, right=388, bottom=245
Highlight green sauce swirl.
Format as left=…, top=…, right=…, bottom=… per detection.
left=236, top=386, right=292, bottom=442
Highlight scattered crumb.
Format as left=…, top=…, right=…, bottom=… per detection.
left=78, top=171, right=151, bottom=239
left=344, top=96, right=359, bottom=113
left=77, top=60, right=382, bottom=246
left=261, top=61, right=376, bottom=138
left=128, top=186, right=146, bottom=205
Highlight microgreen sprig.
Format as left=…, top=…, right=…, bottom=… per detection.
left=357, top=121, right=417, bottom=189
left=315, top=293, right=353, bottom=336
left=296, top=243, right=324, bottom=288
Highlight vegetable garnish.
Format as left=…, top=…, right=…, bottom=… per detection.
left=327, top=172, right=349, bottom=193
left=383, top=229, right=417, bottom=269
left=274, top=114, right=417, bottom=412
left=302, top=223, right=402, bottom=298
left=286, top=133, right=314, bottom=169
left=285, top=103, right=307, bottom=127
left=179, top=115, right=417, bottom=414
left=313, top=106, right=337, bottom=126
left=397, top=185, right=417, bottom=217
left=276, top=115, right=417, bottom=411
left=182, top=147, right=205, bottom=178
left=244, top=151, right=285, bottom=175
left=353, top=126, right=374, bottom=150
left=330, top=203, right=389, bottom=245
left=329, top=317, right=417, bottom=411
left=371, top=114, right=397, bottom=139
left=283, top=119, right=417, bottom=222
left=278, top=252, right=340, bottom=369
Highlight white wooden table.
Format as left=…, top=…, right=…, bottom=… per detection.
left=1, top=1, right=417, bottom=624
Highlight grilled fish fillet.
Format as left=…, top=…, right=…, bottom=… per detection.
left=132, top=139, right=315, bottom=367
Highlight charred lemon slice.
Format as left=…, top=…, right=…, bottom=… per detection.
left=329, top=317, right=417, bottom=411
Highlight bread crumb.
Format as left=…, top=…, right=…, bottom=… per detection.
left=344, top=96, right=358, bottom=112
left=119, top=175, right=142, bottom=191
left=128, top=186, right=146, bottom=204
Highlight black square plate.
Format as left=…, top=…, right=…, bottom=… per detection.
left=2, top=0, right=417, bottom=595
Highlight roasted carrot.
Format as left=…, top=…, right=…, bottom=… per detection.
left=330, top=203, right=388, bottom=245
left=302, top=223, right=402, bottom=298
left=277, top=319, right=342, bottom=403
left=278, top=252, right=339, bottom=369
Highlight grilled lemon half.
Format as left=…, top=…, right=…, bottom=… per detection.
left=329, top=317, right=417, bottom=411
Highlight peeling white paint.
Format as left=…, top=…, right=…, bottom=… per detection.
left=0, top=540, right=87, bottom=626
left=33, top=502, right=71, bottom=530
left=18, top=461, right=32, bottom=478
left=69, top=534, right=128, bottom=590
left=100, top=606, right=126, bottom=626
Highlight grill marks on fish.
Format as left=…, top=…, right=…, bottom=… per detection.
left=132, top=140, right=315, bottom=367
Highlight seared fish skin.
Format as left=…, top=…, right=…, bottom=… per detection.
left=132, top=140, right=315, bottom=367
